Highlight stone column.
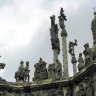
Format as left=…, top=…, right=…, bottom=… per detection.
left=61, top=30, right=69, bottom=78
left=58, top=8, right=69, bottom=78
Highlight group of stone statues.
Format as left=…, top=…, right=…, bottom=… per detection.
left=77, top=43, right=94, bottom=71
left=33, top=58, right=62, bottom=81
left=48, top=59, right=62, bottom=80
left=33, top=58, right=48, bottom=81
left=14, top=61, right=30, bottom=82
left=14, top=58, right=62, bottom=82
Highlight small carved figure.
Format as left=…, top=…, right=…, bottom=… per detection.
left=83, top=43, right=93, bottom=66
left=78, top=53, right=85, bottom=71
left=76, top=84, right=86, bottom=96
left=66, top=88, right=72, bottom=96
left=25, top=61, right=30, bottom=82
left=56, top=86, right=64, bottom=96
left=48, top=63, right=55, bottom=79
left=58, top=8, right=67, bottom=29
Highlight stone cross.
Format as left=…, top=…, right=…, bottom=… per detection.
left=58, top=8, right=69, bottom=78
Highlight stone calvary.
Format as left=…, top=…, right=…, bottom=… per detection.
left=0, top=8, right=96, bottom=96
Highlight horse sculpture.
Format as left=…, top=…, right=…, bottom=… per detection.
left=14, top=61, right=30, bottom=82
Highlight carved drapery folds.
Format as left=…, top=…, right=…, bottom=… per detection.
left=33, top=58, right=48, bottom=81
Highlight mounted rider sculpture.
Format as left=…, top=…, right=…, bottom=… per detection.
left=14, top=60, right=30, bottom=82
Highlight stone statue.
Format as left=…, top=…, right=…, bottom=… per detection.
left=15, top=60, right=25, bottom=82
left=47, top=87, right=64, bottom=96
left=56, top=86, right=64, bottom=96
left=50, top=15, right=60, bottom=55
left=58, top=8, right=67, bottom=29
left=85, top=81, right=93, bottom=96
left=84, top=77, right=93, bottom=96
left=25, top=61, right=30, bottom=82
left=76, top=84, right=86, bottom=96
left=91, top=7, right=96, bottom=45
left=48, top=63, right=55, bottom=79
left=83, top=43, right=93, bottom=66
left=55, top=59, right=62, bottom=79
left=66, top=88, right=72, bottom=96
left=33, top=58, right=48, bottom=81
left=78, top=53, right=85, bottom=71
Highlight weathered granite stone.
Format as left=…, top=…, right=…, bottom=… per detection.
left=48, top=63, right=55, bottom=79
left=50, top=15, right=60, bottom=55
left=83, top=43, right=93, bottom=66
left=15, top=60, right=25, bottom=82
left=55, top=59, right=62, bottom=80
left=76, top=84, right=86, bottom=96
left=33, top=58, right=48, bottom=81
left=78, top=53, right=85, bottom=71
left=25, top=61, right=30, bottom=82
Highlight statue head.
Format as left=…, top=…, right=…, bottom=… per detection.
left=60, top=8, right=64, bottom=15
left=20, top=60, right=24, bottom=65
left=84, top=43, right=89, bottom=49
left=79, top=84, right=84, bottom=91
left=79, top=53, right=82, bottom=57
left=39, top=58, right=42, bottom=62
left=26, top=61, right=29, bottom=66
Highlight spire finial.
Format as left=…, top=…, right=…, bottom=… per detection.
left=93, top=7, right=96, bottom=16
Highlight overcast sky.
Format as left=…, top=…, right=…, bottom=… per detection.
left=0, top=0, right=95, bottom=82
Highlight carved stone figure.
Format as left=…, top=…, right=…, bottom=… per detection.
left=33, top=58, right=48, bottom=81
left=25, top=61, right=30, bottom=82
left=86, top=81, right=93, bottom=96
left=47, top=87, right=64, bottom=96
left=78, top=53, right=85, bottom=71
left=56, top=86, right=64, bottom=96
left=15, top=60, right=25, bottom=82
left=55, top=59, right=62, bottom=79
left=66, top=88, right=72, bottom=96
left=91, top=8, right=96, bottom=45
left=84, top=77, right=93, bottom=96
left=58, top=8, right=67, bottom=30
left=50, top=15, right=60, bottom=55
left=76, top=84, right=86, bottom=96
left=48, top=63, right=55, bottom=79
left=83, top=43, right=93, bottom=66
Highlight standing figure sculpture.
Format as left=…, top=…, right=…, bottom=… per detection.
left=69, top=39, right=77, bottom=75
left=33, top=58, right=48, bottom=81
left=48, top=63, right=55, bottom=79
left=25, top=61, right=30, bottom=82
left=78, top=53, right=85, bottom=71
left=15, top=60, right=25, bottom=82
left=83, top=43, right=93, bottom=66
left=50, top=15, right=60, bottom=63
left=76, top=84, right=86, bottom=96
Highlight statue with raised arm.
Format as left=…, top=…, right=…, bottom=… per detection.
left=58, top=8, right=67, bottom=30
